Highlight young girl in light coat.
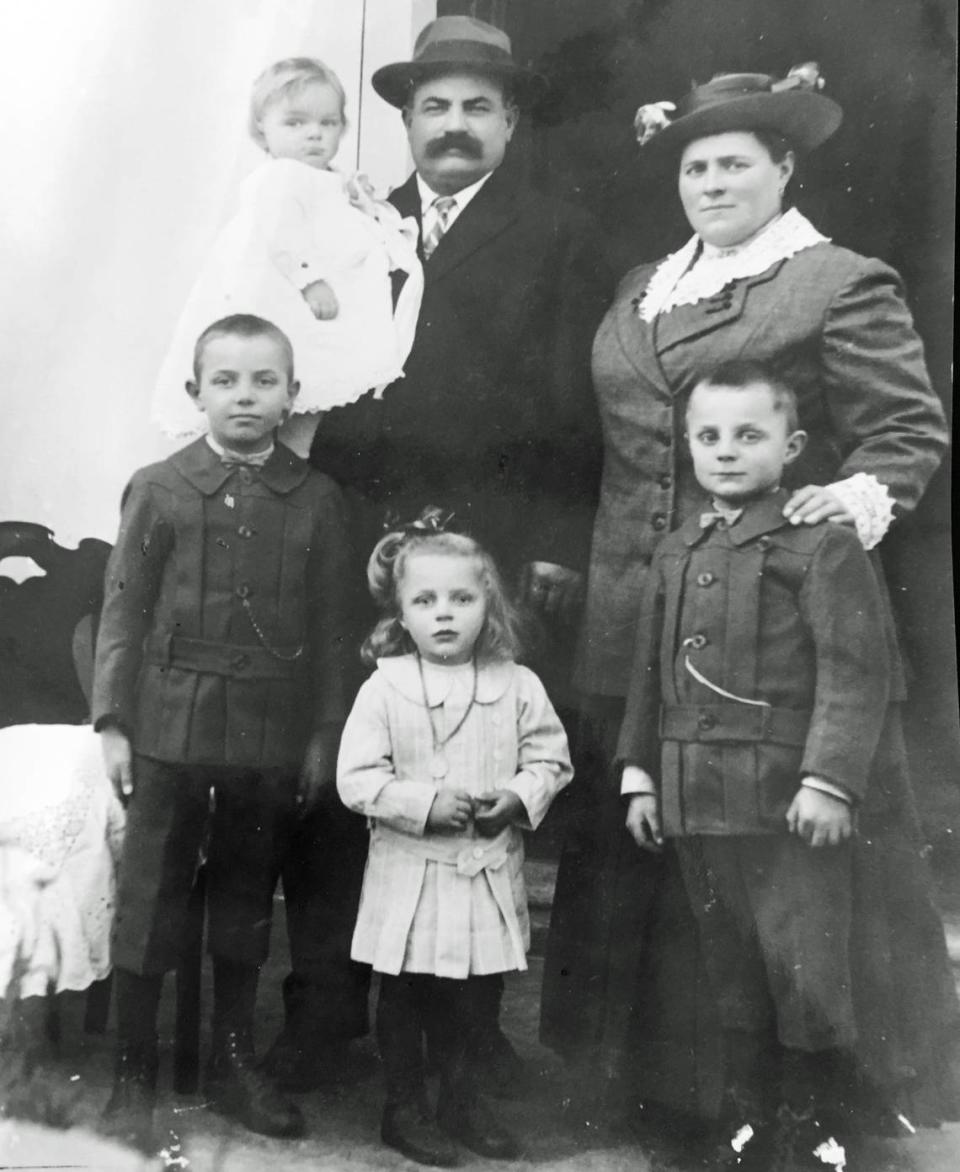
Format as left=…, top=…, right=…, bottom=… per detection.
left=338, top=510, right=572, bottom=1166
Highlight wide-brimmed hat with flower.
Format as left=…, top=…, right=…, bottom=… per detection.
left=634, top=65, right=842, bottom=154
left=372, top=15, right=542, bottom=109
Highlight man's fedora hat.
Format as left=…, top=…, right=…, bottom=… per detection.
left=372, top=15, right=542, bottom=109
left=635, top=66, right=842, bottom=154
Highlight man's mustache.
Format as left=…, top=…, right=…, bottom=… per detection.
left=425, top=132, right=484, bottom=159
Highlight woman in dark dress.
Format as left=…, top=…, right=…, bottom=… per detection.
left=541, top=67, right=956, bottom=1143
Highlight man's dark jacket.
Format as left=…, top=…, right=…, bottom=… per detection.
left=310, top=162, right=613, bottom=578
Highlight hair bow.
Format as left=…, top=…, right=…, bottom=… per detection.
left=634, top=100, right=677, bottom=146
left=771, top=62, right=826, bottom=93
left=383, top=505, right=457, bottom=536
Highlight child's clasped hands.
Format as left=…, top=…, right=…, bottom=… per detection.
left=427, top=789, right=524, bottom=836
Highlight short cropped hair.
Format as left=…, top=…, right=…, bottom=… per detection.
left=192, top=314, right=295, bottom=382
left=249, top=57, right=346, bottom=149
left=690, top=359, right=800, bottom=432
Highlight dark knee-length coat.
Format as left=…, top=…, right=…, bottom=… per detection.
left=541, top=234, right=958, bottom=1127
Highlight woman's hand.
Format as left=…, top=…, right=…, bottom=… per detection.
left=100, top=726, right=134, bottom=803
left=625, top=793, right=663, bottom=851
left=786, top=784, right=853, bottom=847
left=474, top=791, right=524, bottom=837
left=782, top=485, right=855, bottom=527
left=427, top=789, right=474, bottom=833
left=301, top=279, right=340, bottom=320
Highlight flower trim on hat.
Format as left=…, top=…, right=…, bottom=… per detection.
left=636, top=207, right=828, bottom=321
left=634, top=101, right=677, bottom=146
left=823, top=472, right=895, bottom=550
left=634, top=62, right=827, bottom=148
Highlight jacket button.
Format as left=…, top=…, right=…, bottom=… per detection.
left=757, top=536, right=772, bottom=549
left=237, top=524, right=255, bottom=538
left=652, top=513, right=667, bottom=531
left=658, top=473, right=672, bottom=490
left=236, top=584, right=251, bottom=599
left=689, top=633, right=708, bottom=649
left=232, top=653, right=250, bottom=670
left=697, top=711, right=717, bottom=731
left=473, top=846, right=484, bottom=860
left=696, top=572, right=715, bottom=587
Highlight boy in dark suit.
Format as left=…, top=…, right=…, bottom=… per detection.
left=618, top=360, right=890, bottom=1171
left=92, top=314, right=349, bottom=1150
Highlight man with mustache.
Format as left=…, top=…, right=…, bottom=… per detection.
left=265, top=14, right=613, bottom=1113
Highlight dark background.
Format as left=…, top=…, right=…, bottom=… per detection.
left=442, top=0, right=958, bottom=840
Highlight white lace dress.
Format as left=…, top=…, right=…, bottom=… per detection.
left=0, top=724, right=124, bottom=999
left=151, top=159, right=424, bottom=441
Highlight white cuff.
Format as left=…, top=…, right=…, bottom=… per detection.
left=621, top=765, right=658, bottom=796
left=802, top=776, right=854, bottom=805
left=827, top=473, right=894, bottom=550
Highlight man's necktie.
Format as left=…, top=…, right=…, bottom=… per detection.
left=422, top=196, right=457, bottom=260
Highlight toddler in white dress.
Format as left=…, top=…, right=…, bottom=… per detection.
left=152, top=57, right=423, bottom=456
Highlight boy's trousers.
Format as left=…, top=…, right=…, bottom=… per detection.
left=113, top=755, right=297, bottom=974
left=673, top=833, right=857, bottom=1053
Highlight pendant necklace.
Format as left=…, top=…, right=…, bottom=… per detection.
left=416, top=652, right=479, bottom=780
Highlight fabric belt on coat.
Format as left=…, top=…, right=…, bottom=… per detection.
left=371, top=823, right=514, bottom=878
left=146, top=634, right=303, bottom=681
left=659, top=703, right=810, bottom=747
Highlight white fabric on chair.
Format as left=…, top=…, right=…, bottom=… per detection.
left=0, top=724, right=124, bottom=999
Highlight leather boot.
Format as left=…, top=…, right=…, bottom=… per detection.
left=381, top=1100, right=458, bottom=1167
left=437, top=1054, right=520, bottom=1162
left=474, top=1026, right=528, bottom=1098
left=206, top=1027, right=305, bottom=1138
left=100, top=1038, right=159, bottom=1153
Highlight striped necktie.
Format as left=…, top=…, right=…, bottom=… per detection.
left=422, top=195, right=457, bottom=260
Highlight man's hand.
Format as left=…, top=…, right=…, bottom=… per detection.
left=100, top=726, right=134, bottom=803
left=301, top=279, right=340, bottom=320
left=625, top=793, right=663, bottom=851
left=782, top=485, right=855, bottom=528
left=427, top=789, right=474, bottom=833
left=519, top=561, right=584, bottom=625
left=786, top=783, right=853, bottom=847
left=473, top=790, right=524, bottom=837
left=297, top=725, right=342, bottom=815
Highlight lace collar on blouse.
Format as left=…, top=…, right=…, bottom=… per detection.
left=637, top=207, right=829, bottom=322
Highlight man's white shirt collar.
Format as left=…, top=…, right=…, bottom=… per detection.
left=416, top=170, right=494, bottom=223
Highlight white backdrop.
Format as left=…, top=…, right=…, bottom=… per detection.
left=0, top=0, right=435, bottom=551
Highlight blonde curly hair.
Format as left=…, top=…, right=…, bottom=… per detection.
left=361, top=508, right=522, bottom=666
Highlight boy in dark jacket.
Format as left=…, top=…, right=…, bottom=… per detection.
left=618, top=360, right=890, bottom=1171
left=92, top=314, right=349, bottom=1149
